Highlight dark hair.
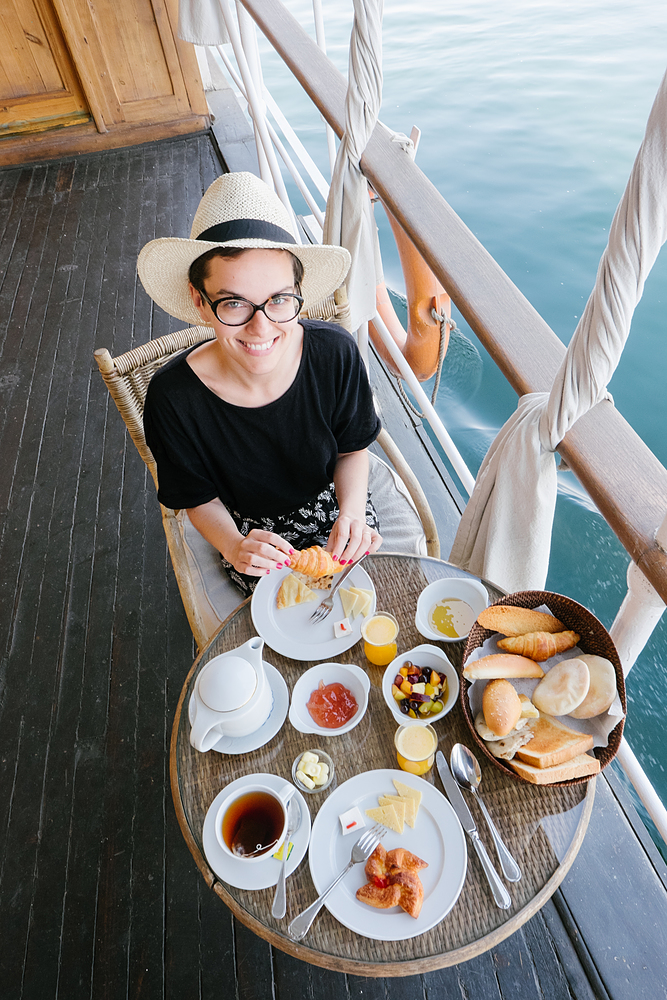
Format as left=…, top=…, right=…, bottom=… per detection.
left=188, top=246, right=304, bottom=295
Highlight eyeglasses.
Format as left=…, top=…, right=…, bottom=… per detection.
left=200, top=289, right=304, bottom=326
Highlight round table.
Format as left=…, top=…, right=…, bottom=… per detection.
left=170, top=553, right=593, bottom=976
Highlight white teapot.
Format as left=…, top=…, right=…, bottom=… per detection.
left=189, top=636, right=273, bottom=751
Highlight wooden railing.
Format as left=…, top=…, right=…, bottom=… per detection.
left=241, top=0, right=667, bottom=606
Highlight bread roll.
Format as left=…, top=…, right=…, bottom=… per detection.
left=532, top=657, right=590, bottom=716
left=477, top=605, right=565, bottom=636
left=518, top=693, right=540, bottom=718
left=568, top=653, right=617, bottom=719
left=515, top=713, right=594, bottom=768
left=509, top=752, right=600, bottom=784
left=482, top=679, right=522, bottom=737
left=463, top=654, right=544, bottom=681
left=497, top=630, right=579, bottom=661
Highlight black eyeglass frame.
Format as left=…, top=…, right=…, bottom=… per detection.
left=199, top=289, right=304, bottom=326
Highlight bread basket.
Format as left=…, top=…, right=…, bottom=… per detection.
left=461, top=591, right=626, bottom=786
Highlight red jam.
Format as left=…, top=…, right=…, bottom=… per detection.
left=306, top=680, right=358, bottom=729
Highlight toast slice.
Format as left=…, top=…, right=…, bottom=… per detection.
left=509, top=752, right=600, bottom=784
left=515, top=714, right=594, bottom=769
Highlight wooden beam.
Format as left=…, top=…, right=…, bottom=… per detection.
left=239, top=0, right=667, bottom=604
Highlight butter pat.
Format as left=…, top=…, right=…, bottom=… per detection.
left=272, top=840, right=294, bottom=861
left=334, top=617, right=353, bottom=638
left=339, top=806, right=365, bottom=836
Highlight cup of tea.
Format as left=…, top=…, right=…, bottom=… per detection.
left=216, top=782, right=296, bottom=862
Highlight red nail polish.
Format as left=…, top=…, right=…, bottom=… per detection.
left=289, top=548, right=294, bottom=555
left=285, top=558, right=290, bottom=566
left=333, top=554, right=339, bottom=562
left=365, top=551, right=370, bottom=556
left=277, top=563, right=283, bottom=569
left=339, top=559, right=346, bottom=565
left=266, top=569, right=270, bottom=575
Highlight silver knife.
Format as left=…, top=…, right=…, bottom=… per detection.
left=436, top=750, right=511, bottom=910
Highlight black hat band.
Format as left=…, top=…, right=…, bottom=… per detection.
left=196, top=218, right=297, bottom=245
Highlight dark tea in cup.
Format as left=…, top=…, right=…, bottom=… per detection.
left=221, top=790, right=285, bottom=858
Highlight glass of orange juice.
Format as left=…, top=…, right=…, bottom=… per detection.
left=394, top=724, right=437, bottom=775
left=361, top=612, right=399, bottom=666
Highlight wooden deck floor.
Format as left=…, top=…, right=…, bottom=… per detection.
left=1, top=134, right=667, bottom=1000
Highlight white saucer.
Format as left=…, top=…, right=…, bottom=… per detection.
left=188, top=662, right=288, bottom=754
left=202, top=772, right=311, bottom=890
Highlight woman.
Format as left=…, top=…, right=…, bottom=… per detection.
left=138, top=172, right=382, bottom=596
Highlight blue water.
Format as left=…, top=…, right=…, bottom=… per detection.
left=257, top=1, right=667, bottom=845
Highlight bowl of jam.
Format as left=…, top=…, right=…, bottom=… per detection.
left=288, top=662, right=370, bottom=736
left=415, top=577, right=489, bottom=644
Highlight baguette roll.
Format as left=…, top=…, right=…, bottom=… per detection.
left=476, top=606, right=565, bottom=636
left=463, top=653, right=545, bottom=681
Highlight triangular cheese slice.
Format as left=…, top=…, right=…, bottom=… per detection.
left=365, top=804, right=401, bottom=834
left=379, top=794, right=416, bottom=828
left=339, top=588, right=358, bottom=619
left=349, top=587, right=373, bottom=617
left=378, top=796, right=407, bottom=831
left=392, top=779, right=422, bottom=819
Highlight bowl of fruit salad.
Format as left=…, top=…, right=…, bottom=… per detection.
left=382, top=644, right=459, bottom=725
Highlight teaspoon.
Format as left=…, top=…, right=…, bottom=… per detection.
left=450, top=744, right=521, bottom=882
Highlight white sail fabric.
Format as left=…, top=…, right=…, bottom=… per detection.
left=322, top=0, right=384, bottom=331
left=450, top=67, right=667, bottom=593
left=178, top=0, right=229, bottom=45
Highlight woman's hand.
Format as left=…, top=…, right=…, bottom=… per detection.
left=326, top=514, right=382, bottom=566
left=327, top=448, right=381, bottom=565
left=226, top=528, right=294, bottom=577
left=186, top=499, right=292, bottom=576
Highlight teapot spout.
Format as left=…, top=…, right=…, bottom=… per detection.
left=238, top=635, right=265, bottom=676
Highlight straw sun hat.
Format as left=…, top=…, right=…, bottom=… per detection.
left=137, top=172, right=351, bottom=326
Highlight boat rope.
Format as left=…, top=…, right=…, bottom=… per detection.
left=395, top=308, right=457, bottom=417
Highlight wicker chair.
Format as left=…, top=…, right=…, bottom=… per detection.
left=94, top=292, right=439, bottom=650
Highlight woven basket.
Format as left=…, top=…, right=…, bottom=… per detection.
left=461, top=591, right=626, bottom=786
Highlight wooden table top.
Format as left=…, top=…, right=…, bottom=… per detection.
left=170, top=553, right=593, bottom=977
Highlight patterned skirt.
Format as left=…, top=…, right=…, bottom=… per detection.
left=221, top=484, right=379, bottom=597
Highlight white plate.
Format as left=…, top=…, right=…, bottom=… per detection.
left=188, top=662, right=289, bottom=754
left=309, top=769, right=466, bottom=941
left=251, top=565, right=376, bottom=660
left=202, top=772, right=311, bottom=890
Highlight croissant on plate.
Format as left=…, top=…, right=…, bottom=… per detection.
left=356, top=844, right=427, bottom=919
left=497, top=629, right=580, bottom=661
left=289, top=545, right=343, bottom=579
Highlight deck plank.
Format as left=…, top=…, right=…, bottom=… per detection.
left=1, top=134, right=664, bottom=1000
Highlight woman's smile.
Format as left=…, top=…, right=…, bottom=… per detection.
left=238, top=335, right=279, bottom=355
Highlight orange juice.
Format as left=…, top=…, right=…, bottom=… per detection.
left=394, top=724, right=437, bottom=775
left=361, top=613, right=399, bottom=666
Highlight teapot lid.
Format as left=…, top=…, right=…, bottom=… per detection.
left=198, top=655, right=257, bottom=712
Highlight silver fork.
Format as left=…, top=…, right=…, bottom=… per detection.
left=287, top=822, right=385, bottom=940
left=308, top=553, right=368, bottom=624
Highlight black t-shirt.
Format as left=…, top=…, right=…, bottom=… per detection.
left=143, top=320, right=381, bottom=517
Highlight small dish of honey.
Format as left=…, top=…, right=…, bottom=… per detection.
left=415, top=577, right=489, bottom=643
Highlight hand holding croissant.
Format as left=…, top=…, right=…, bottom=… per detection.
left=289, top=545, right=344, bottom=578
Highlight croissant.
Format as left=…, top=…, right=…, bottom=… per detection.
left=289, top=545, right=343, bottom=578
left=497, top=629, right=580, bottom=661
left=356, top=844, right=427, bottom=919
